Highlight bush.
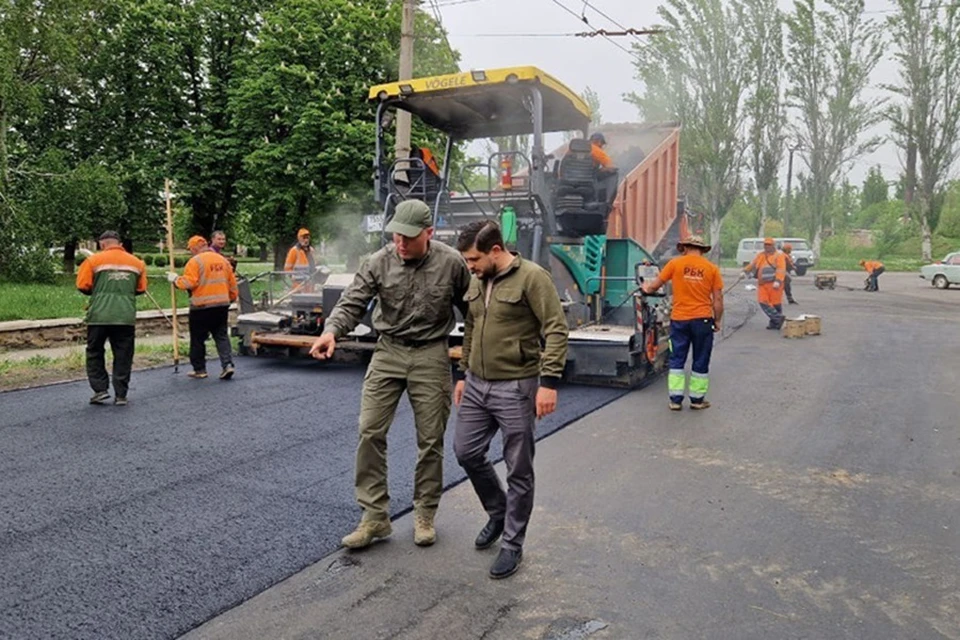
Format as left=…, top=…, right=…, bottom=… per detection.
left=76, top=255, right=87, bottom=267
left=937, top=183, right=960, bottom=237
left=141, top=254, right=154, bottom=266
left=174, top=256, right=188, bottom=268
left=154, top=255, right=168, bottom=268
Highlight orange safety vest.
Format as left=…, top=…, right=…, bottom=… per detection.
left=590, top=143, right=613, bottom=169
left=748, top=251, right=787, bottom=306
left=284, top=245, right=315, bottom=279
left=863, top=260, right=884, bottom=274
left=420, top=147, right=441, bottom=176
left=174, top=250, right=238, bottom=308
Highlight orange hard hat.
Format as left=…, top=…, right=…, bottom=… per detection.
left=763, top=237, right=775, bottom=245
left=783, top=243, right=793, bottom=252
left=298, top=228, right=311, bottom=238
left=187, top=235, right=207, bottom=250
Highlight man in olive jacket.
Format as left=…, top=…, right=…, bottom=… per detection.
left=310, top=200, right=471, bottom=550
left=453, top=220, right=569, bottom=579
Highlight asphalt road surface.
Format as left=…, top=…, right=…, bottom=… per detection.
left=185, top=271, right=960, bottom=640
left=0, top=349, right=635, bottom=639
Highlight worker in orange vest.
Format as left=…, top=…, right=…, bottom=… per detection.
left=167, top=236, right=238, bottom=379
left=642, top=235, right=723, bottom=411
left=860, top=259, right=885, bottom=291
left=76, top=230, right=148, bottom=405
left=589, top=132, right=615, bottom=170
left=284, top=228, right=316, bottom=292
left=782, top=243, right=798, bottom=304
left=744, top=237, right=787, bottom=330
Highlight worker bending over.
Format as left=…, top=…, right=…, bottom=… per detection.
left=860, top=259, right=885, bottom=292
left=745, top=237, right=787, bottom=330
left=643, top=235, right=723, bottom=411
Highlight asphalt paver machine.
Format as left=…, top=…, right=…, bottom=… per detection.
left=237, top=66, right=684, bottom=387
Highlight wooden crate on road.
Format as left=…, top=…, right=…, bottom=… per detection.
left=782, top=318, right=806, bottom=339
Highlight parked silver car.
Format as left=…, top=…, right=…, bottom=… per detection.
left=920, top=251, right=960, bottom=289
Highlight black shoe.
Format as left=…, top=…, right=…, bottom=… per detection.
left=474, top=518, right=504, bottom=550
left=219, top=364, right=235, bottom=380
left=788, top=299, right=798, bottom=304
left=114, top=397, right=128, bottom=406
left=89, top=391, right=110, bottom=405
left=489, top=547, right=522, bottom=579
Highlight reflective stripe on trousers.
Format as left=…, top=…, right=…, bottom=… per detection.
left=689, top=371, right=709, bottom=401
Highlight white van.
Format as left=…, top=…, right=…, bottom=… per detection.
left=736, top=237, right=817, bottom=275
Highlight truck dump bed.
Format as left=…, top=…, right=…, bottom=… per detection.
left=548, top=122, right=683, bottom=260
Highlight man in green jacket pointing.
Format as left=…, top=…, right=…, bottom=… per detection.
left=453, top=220, right=569, bottom=580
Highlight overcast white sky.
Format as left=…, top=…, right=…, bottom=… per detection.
left=436, top=0, right=912, bottom=187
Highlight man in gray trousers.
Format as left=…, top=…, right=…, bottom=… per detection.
left=453, top=220, right=569, bottom=579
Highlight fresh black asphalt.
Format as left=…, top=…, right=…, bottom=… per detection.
left=0, top=358, right=626, bottom=640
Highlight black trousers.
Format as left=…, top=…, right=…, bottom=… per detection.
left=868, top=266, right=885, bottom=291
left=188, top=306, right=233, bottom=373
left=86, top=325, right=136, bottom=398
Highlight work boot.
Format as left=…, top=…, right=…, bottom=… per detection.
left=219, top=364, right=235, bottom=380
left=788, top=298, right=798, bottom=304
left=474, top=518, right=504, bottom=549
left=489, top=547, right=523, bottom=579
left=690, top=400, right=711, bottom=411
left=114, top=397, right=128, bottom=406
left=413, top=508, right=437, bottom=547
left=89, top=391, right=110, bottom=405
left=341, top=519, right=392, bottom=549
left=668, top=401, right=683, bottom=411
left=187, top=370, right=208, bottom=379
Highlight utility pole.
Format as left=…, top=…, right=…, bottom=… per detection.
left=395, top=0, right=416, bottom=161
left=784, top=144, right=798, bottom=236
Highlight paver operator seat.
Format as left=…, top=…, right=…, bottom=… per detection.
left=553, top=138, right=618, bottom=237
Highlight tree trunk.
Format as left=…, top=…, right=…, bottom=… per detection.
left=709, top=216, right=723, bottom=263
left=0, top=103, right=9, bottom=196
left=258, top=242, right=268, bottom=262
left=757, top=187, right=769, bottom=236
left=812, top=226, right=823, bottom=257
left=273, top=243, right=285, bottom=271
left=920, top=197, right=932, bottom=262
left=64, top=239, right=78, bottom=274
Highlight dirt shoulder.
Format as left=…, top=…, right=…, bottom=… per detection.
left=0, top=338, right=184, bottom=392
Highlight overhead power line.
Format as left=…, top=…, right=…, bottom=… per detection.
left=577, top=0, right=645, bottom=43
left=548, top=0, right=638, bottom=60
left=576, top=28, right=666, bottom=38
left=445, top=32, right=581, bottom=38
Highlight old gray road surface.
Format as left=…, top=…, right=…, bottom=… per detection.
left=187, top=272, right=960, bottom=640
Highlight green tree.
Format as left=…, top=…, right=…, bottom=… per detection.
left=784, top=0, right=884, bottom=254
left=629, top=0, right=750, bottom=251
left=860, top=166, right=888, bottom=210
left=886, top=0, right=960, bottom=260
left=743, top=0, right=785, bottom=236
left=582, top=86, right=603, bottom=129
left=937, top=181, right=960, bottom=238
left=231, top=0, right=394, bottom=267
left=24, top=152, right=126, bottom=272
